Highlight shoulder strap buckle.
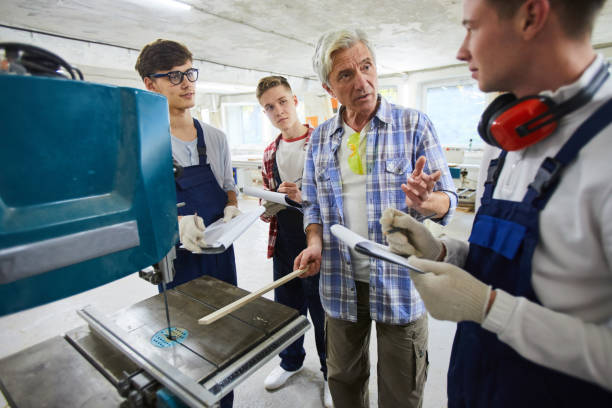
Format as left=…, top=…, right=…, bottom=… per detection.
left=528, top=157, right=563, bottom=195
left=485, top=153, right=506, bottom=185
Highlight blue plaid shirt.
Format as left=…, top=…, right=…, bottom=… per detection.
left=302, top=96, right=457, bottom=324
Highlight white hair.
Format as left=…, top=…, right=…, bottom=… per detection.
left=312, top=29, right=376, bottom=86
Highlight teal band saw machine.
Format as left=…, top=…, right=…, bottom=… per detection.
left=0, top=43, right=309, bottom=408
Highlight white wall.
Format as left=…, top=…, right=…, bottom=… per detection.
left=210, top=87, right=333, bottom=156
left=377, top=65, right=484, bottom=194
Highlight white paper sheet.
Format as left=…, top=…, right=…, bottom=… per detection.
left=242, top=186, right=301, bottom=208
left=196, top=207, right=265, bottom=254
left=330, top=224, right=424, bottom=273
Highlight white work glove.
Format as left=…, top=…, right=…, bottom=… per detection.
left=379, top=207, right=443, bottom=260
left=409, top=257, right=492, bottom=324
left=262, top=200, right=286, bottom=217
left=223, top=205, right=241, bottom=222
left=179, top=215, right=206, bottom=253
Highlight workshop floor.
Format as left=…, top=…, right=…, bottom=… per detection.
left=0, top=198, right=474, bottom=408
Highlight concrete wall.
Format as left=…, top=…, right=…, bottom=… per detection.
left=0, top=26, right=318, bottom=92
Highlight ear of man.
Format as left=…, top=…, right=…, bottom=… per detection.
left=516, top=0, right=551, bottom=40
left=322, top=83, right=337, bottom=99
left=144, top=77, right=158, bottom=93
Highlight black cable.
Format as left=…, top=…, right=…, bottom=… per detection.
left=0, top=42, right=84, bottom=80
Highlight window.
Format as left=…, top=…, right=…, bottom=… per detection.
left=379, top=86, right=398, bottom=104
left=222, top=103, right=263, bottom=147
left=423, top=81, right=486, bottom=149
left=200, top=108, right=210, bottom=124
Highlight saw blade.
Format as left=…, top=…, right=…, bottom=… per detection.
left=160, top=281, right=173, bottom=340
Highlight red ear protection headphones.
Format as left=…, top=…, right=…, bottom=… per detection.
left=478, top=62, right=610, bottom=151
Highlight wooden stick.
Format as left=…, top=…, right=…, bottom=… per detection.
left=198, top=267, right=309, bottom=325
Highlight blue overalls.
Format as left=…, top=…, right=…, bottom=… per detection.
left=169, top=119, right=237, bottom=290
left=271, top=158, right=327, bottom=377
left=169, top=119, right=237, bottom=408
left=448, top=99, right=612, bottom=407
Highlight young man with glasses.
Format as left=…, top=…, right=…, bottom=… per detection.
left=135, top=42, right=239, bottom=408
left=136, top=38, right=241, bottom=284
left=256, top=76, right=331, bottom=407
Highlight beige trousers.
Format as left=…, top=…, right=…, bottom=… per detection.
left=325, top=282, right=429, bottom=408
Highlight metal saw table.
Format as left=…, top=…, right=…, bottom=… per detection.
left=0, top=276, right=310, bottom=407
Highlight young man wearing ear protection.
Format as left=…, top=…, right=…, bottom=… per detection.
left=381, top=0, right=612, bottom=406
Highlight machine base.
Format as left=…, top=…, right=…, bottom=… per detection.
left=0, top=276, right=310, bottom=407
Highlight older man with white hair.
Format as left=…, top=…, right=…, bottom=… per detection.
left=294, top=29, right=457, bottom=408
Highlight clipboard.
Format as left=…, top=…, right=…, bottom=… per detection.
left=330, top=224, right=425, bottom=274
left=186, top=207, right=265, bottom=254
left=242, top=186, right=302, bottom=209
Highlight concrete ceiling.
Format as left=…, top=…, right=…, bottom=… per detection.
left=2, top=0, right=612, bottom=90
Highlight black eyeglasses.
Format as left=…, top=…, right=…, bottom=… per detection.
left=148, top=68, right=199, bottom=85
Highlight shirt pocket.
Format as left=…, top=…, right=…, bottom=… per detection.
left=383, top=158, right=411, bottom=189
left=380, top=158, right=412, bottom=204
left=385, top=158, right=411, bottom=175
left=315, top=168, right=332, bottom=197
left=315, top=168, right=336, bottom=222
left=468, top=214, right=526, bottom=260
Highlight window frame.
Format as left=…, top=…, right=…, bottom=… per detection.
left=220, top=102, right=265, bottom=148
left=419, top=76, right=486, bottom=150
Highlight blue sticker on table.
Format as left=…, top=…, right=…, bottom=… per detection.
left=151, top=327, right=188, bottom=348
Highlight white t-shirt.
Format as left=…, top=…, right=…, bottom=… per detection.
left=276, top=130, right=309, bottom=185
left=338, top=121, right=370, bottom=282
left=443, top=54, right=612, bottom=391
